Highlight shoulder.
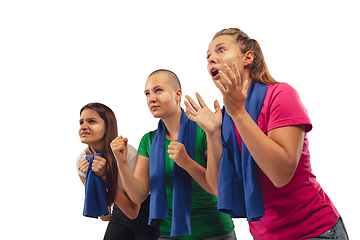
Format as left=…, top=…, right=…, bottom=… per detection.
left=138, top=130, right=157, bottom=158
left=75, top=147, right=90, bottom=164
left=126, top=143, right=137, bottom=161
left=126, top=143, right=138, bottom=173
left=75, top=147, right=90, bottom=176
left=266, top=82, right=299, bottom=100
left=140, top=130, right=157, bottom=143
left=262, top=83, right=312, bottom=133
left=126, top=143, right=137, bottom=157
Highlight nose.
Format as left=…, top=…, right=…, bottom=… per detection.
left=80, top=122, right=89, bottom=130
left=148, top=93, right=157, bottom=103
left=207, top=53, right=217, bottom=65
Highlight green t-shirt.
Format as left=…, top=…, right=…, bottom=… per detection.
left=138, top=125, right=234, bottom=240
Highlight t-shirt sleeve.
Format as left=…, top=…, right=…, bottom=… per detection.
left=75, top=149, right=87, bottom=177
left=196, top=124, right=207, bottom=153
left=137, top=131, right=156, bottom=158
left=266, top=83, right=312, bottom=133
left=126, top=143, right=138, bottom=173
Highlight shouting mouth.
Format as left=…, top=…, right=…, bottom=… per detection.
left=211, top=68, right=220, bottom=80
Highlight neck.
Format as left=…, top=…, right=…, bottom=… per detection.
left=89, top=142, right=104, bottom=154
left=242, top=70, right=252, bottom=87
left=162, top=107, right=182, bottom=140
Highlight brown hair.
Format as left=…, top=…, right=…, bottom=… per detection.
left=80, top=102, right=118, bottom=206
left=213, top=28, right=277, bottom=85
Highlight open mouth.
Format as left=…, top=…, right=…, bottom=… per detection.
left=211, top=69, right=219, bottom=77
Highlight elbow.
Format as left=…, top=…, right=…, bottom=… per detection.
left=273, top=177, right=292, bottom=188
left=99, top=214, right=111, bottom=221
left=272, top=161, right=297, bottom=188
left=205, top=173, right=218, bottom=197
left=126, top=211, right=139, bottom=220
left=126, top=206, right=140, bottom=220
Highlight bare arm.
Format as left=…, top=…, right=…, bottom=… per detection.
left=217, top=63, right=304, bottom=187
left=232, top=110, right=304, bottom=187
left=113, top=188, right=140, bottom=220
left=111, top=136, right=150, bottom=205
left=168, top=142, right=214, bottom=194
left=184, top=93, right=223, bottom=195
left=204, top=129, right=222, bottom=196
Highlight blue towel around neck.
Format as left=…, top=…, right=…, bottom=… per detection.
left=217, top=81, right=267, bottom=221
left=148, top=109, right=197, bottom=237
left=83, top=153, right=109, bottom=218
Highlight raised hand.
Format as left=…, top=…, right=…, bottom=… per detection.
left=184, top=92, right=222, bottom=135
left=78, top=158, right=89, bottom=174
left=167, top=141, right=191, bottom=170
left=110, top=136, right=128, bottom=165
left=92, top=155, right=107, bottom=179
left=215, top=62, right=250, bottom=118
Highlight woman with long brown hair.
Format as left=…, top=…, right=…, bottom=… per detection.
left=76, top=102, right=159, bottom=240
left=185, top=28, right=348, bottom=239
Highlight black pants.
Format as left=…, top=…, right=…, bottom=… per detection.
left=103, top=195, right=160, bottom=240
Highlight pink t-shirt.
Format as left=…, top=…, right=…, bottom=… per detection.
left=236, top=83, right=339, bottom=240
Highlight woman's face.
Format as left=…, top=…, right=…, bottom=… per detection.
left=207, top=35, right=246, bottom=84
left=79, top=109, right=106, bottom=150
left=144, top=73, right=180, bottom=118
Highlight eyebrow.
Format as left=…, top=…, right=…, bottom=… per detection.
left=207, top=43, right=225, bottom=56
left=79, top=117, right=97, bottom=122
left=144, top=85, right=162, bottom=93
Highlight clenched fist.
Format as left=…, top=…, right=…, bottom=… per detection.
left=167, top=141, right=191, bottom=170
left=110, top=136, right=128, bottom=165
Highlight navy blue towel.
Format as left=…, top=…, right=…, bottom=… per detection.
left=83, top=153, right=109, bottom=218
left=217, top=81, right=267, bottom=221
left=148, top=109, right=197, bottom=237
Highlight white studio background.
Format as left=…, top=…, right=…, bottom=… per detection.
left=1, top=1, right=358, bottom=239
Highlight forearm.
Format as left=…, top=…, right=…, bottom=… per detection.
left=232, top=110, right=302, bottom=187
left=205, top=129, right=222, bottom=196
left=114, top=188, right=140, bottom=220
left=183, top=157, right=214, bottom=195
left=117, top=160, right=149, bottom=205
left=79, top=175, right=86, bottom=186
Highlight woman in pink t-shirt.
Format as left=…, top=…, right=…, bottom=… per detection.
left=185, top=28, right=348, bottom=239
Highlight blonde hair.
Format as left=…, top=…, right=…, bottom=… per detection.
left=213, top=28, right=277, bottom=85
left=148, top=69, right=181, bottom=90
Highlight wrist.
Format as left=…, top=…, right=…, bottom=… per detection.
left=101, top=174, right=107, bottom=182
left=228, top=108, right=248, bottom=123
left=182, top=156, right=193, bottom=171
left=207, top=127, right=221, bottom=137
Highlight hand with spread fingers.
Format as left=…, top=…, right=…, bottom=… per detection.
left=216, top=62, right=250, bottom=119
left=184, top=92, right=222, bottom=135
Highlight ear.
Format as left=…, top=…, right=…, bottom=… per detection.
left=175, top=89, right=182, bottom=102
left=244, top=51, right=254, bottom=67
